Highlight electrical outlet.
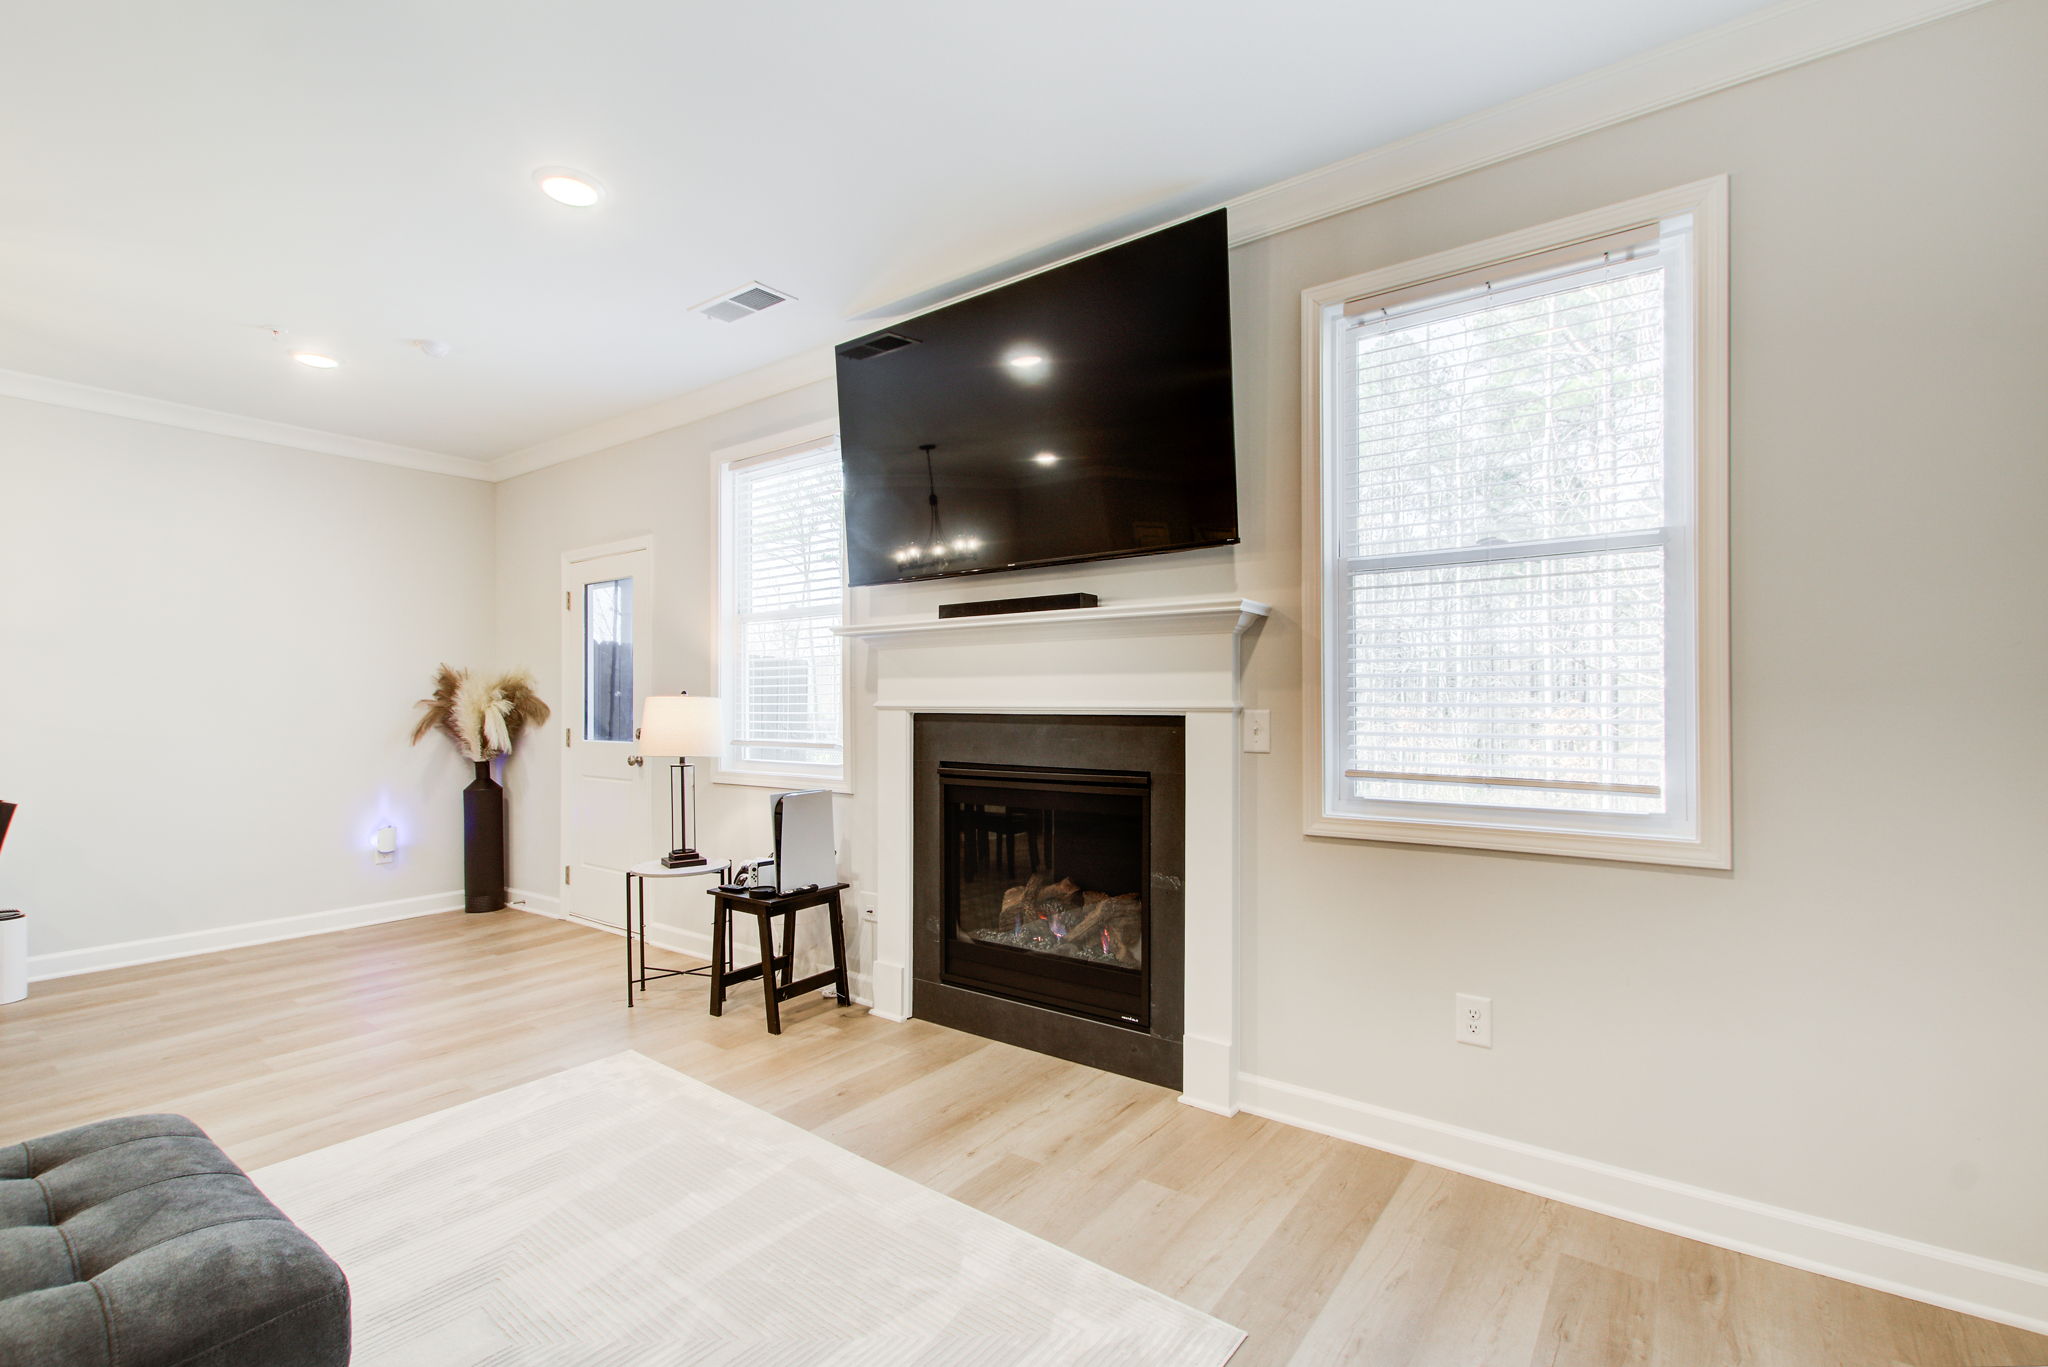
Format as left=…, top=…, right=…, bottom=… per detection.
left=1242, top=709, right=1271, bottom=753
left=852, top=891, right=878, bottom=922
left=1455, top=993, right=1492, bottom=1048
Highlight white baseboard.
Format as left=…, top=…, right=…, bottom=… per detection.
left=513, top=903, right=875, bottom=1009
left=26, top=890, right=465, bottom=982
left=50, top=885, right=2025, bottom=1326
left=1179, top=1033, right=1238, bottom=1116
left=1237, top=1072, right=2048, bottom=1336
left=870, top=958, right=911, bottom=1022
left=505, top=887, right=561, bottom=916
left=517, top=899, right=712, bottom=957
left=504, top=891, right=2047, bottom=1329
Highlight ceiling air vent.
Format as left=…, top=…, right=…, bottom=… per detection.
left=836, top=331, right=919, bottom=361
left=695, top=281, right=794, bottom=323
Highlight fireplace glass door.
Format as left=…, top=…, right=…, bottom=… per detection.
left=939, top=763, right=1149, bottom=1029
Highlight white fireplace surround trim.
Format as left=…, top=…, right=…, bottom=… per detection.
left=841, top=595, right=1270, bottom=1115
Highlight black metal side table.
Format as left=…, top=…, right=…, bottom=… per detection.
left=706, top=883, right=852, bottom=1035
left=624, top=857, right=732, bottom=1007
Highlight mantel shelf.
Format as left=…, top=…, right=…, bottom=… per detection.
left=835, top=596, right=1271, bottom=643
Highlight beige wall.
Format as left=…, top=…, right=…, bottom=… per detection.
left=0, top=396, right=494, bottom=964
left=491, top=383, right=859, bottom=945
left=1222, top=0, right=2048, bottom=1272
left=491, top=0, right=2047, bottom=1282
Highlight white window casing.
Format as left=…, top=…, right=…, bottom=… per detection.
left=1301, top=179, right=1730, bottom=867
left=716, top=427, right=850, bottom=789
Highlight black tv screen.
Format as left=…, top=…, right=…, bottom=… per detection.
left=837, top=210, right=1238, bottom=587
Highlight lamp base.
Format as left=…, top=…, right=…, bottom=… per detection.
left=660, top=848, right=708, bottom=869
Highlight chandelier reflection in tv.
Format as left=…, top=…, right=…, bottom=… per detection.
left=890, top=443, right=986, bottom=571
left=837, top=210, right=1237, bottom=586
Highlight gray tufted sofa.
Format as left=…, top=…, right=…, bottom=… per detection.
left=0, top=1114, right=350, bottom=1366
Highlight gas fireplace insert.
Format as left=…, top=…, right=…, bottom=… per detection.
left=913, top=713, right=1184, bottom=1088
left=940, top=762, right=1151, bottom=1029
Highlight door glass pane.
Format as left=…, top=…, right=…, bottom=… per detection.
left=583, top=577, right=634, bottom=742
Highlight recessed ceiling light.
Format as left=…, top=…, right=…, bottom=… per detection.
left=291, top=352, right=340, bottom=369
left=1032, top=451, right=1059, bottom=466
left=1007, top=353, right=1046, bottom=368
left=534, top=167, right=604, bottom=207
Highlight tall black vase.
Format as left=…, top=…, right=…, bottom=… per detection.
left=463, top=759, right=507, bottom=914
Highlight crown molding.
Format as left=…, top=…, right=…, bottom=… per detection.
left=494, top=0, right=1988, bottom=480
left=1223, top=0, right=1998, bottom=244
left=1, top=0, right=1989, bottom=485
left=0, top=366, right=492, bottom=480
left=488, top=347, right=836, bottom=481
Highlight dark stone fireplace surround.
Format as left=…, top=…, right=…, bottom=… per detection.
left=913, top=713, right=1185, bottom=1088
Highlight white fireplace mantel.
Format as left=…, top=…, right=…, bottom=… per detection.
left=838, top=595, right=1269, bottom=1115
left=837, top=595, right=1270, bottom=644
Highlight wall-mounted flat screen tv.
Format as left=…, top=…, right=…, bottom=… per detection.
left=836, top=210, right=1238, bottom=587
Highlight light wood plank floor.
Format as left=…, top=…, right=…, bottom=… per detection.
left=4, top=911, right=2042, bottom=1367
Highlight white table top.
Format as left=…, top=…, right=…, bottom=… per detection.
left=625, top=857, right=731, bottom=879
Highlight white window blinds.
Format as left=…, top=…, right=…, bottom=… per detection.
left=1327, top=221, right=1695, bottom=828
left=726, top=443, right=846, bottom=775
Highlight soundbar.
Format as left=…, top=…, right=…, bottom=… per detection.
left=937, top=592, right=1099, bottom=619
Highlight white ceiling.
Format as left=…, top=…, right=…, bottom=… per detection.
left=0, top=0, right=1787, bottom=464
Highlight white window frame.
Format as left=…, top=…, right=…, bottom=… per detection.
left=711, top=420, right=852, bottom=793
left=1301, top=178, right=1729, bottom=867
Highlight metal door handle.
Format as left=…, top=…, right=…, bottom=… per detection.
left=626, top=755, right=644, bottom=767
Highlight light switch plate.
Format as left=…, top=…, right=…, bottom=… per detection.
left=1243, top=709, right=1271, bottom=753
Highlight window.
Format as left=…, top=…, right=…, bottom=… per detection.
left=719, top=437, right=847, bottom=785
left=582, top=576, right=635, bottom=742
left=1306, top=182, right=1728, bottom=866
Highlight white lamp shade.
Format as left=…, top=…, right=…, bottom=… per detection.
left=638, top=694, right=722, bottom=757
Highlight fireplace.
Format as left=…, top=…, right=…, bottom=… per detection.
left=842, top=593, right=1267, bottom=1112
left=914, top=714, right=1183, bottom=1087
left=941, top=762, right=1151, bottom=1029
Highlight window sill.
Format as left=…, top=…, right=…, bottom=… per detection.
left=710, top=767, right=852, bottom=797
left=1304, top=813, right=1729, bottom=869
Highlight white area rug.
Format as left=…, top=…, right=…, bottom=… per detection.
left=253, top=1051, right=1244, bottom=1366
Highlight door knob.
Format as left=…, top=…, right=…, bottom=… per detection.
left=627, top=755, right=644, bottom=767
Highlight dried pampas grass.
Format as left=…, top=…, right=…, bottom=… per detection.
left=412, top=665, right=552, bottom=762
left=411, top=664, right=476, bottom=756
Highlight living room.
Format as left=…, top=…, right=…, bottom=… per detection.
left=2, top=2, right=2044, bottom=1364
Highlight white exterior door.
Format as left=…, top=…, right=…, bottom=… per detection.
left=561, top=541, right=653, bottom=928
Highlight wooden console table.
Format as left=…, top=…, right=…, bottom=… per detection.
left=705, top=883, right=852, bottom=1035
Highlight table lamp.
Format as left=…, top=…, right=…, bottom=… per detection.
left=638, top=693, right=722, bottom=868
